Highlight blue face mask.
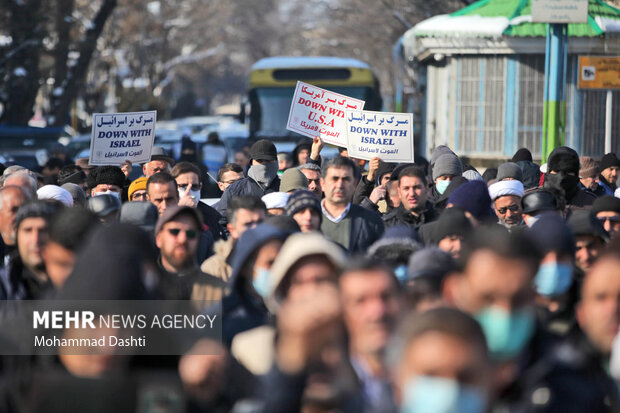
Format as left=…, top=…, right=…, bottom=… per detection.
left=535, top=262, right=573, bottom=297
left=474, top=306, right=535, bottom=360
left=401, top=375, right=486, bottom=413
left=252, top=268, right=271, bottom=299
left=394, top=265, right=408, bottom=284
left=435, top=180, right=451, bottom=195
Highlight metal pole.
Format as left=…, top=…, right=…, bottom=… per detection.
left=606, top=90, right=613, bottom=154
left=543, top=23, right=568, bottom=161
left=542, top=24, right=551, bottom=161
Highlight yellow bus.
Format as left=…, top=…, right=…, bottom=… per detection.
left=247, top=56, right=382, bottom=140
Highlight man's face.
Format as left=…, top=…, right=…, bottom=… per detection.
left=575, top=235, right=605, bottom=272
left=0, top=188, right=28, bottom=245
left=217, top=170, right=243, bottom=192
left=601, top=166, right=619, bottom=185
left=130, top=189, right=147, bottom=202
left=142, top=160, right=170, bottom=177
left=387, top=180, right=401, bottom=210
left=320, top=166, right=355, bottom=206
left=91, top=184, right=121, bottom=197
left=285, top=255, right=336, bottom=301
left=577, top=256, right=620, bottom=356
left=227, top=208, right=265, bottom=240
left=395, top=332, right=489, bottom=406
left=398, top=175, right=428, bottom=213
left=450, top=249, right=536, bottom=315
left=17, top=217, right=48, bottom=273
left=278, top=158, right=292, bottom=171
left=147, top=181, right=179, bottom=216
left=292, top=207, right=321, bottom=232
left=340, top=269, right=400, bottom=356
left=42, top=241, right=75, bottom=288
left=251, top=239, right=283, bottom=282
left=380, top=173, right=392, bottom=186
left=438, top=235, right=463, bottom=259
left=234, top=152, right=249, bottom=168
left=580, top=175, right=598, bottom=190
left=175, top=172, right=201, bottom=194
left=297, top=149, right=309, bottom=165
left=156, top=214, right=200, bottom=271
left=301, top=169, right=322, bottom=199
left=494, top=195, right=523, bottom=227
left=596, top=212, right=620, bottom=238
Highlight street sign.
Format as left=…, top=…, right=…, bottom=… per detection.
left=578, top=56, right=620, bottom=90
left=532, top=0, right=588, bottom=23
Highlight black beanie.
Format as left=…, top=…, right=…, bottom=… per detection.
left=89, top=166, right=126, bottom=189
left=512, top=148, right=533, bottom=163
left=482, top=168, right=498, bottom=183
left=600, top=153, right=620, bottom=172
left=529, top=214, right=575, bottom=256
left=591, top=195, right=620, bottom=215
left=433, top=208, right=473, bottom=244
left=547, top=146, right=580, bottom=175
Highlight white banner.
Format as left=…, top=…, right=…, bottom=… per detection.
left=286, top=81, right=364, bottom=147
left=89, top=111, right=157, bottom=165
left=346, top=110, right=414, bottom=163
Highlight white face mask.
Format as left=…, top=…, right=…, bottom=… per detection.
left=94, top=191, right=120, bottom=199
left=178, top=188, right=201, bottom=207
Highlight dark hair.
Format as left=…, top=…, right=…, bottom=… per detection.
left=339, top=256, right=399, bottom=287
left=171, top=161, right=202, bottom=183
left=321, top=155, right=356, bottom=178
left=44, top=157, right=64, bottom=170
left=398, top=166, right=427, bottom=186
left=15, top=200, right=63, bottom=230
left=459, top=225, right=541, bottom=273
left=227, top=195, right=266, bottom=224
left=146, top=172, right=177, bottom=194
left=49, top=208, right=99, bottom=251
left=217, top=163, right=244, bottom=182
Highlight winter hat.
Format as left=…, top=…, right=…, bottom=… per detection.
left=579, top=156, right=599, bottom=179
left=128, top=176, right=148, bottom=200
left=433, top=208, right=473, bottom=244
left=600, top=153, right=620, bottom=172
left=382, top=225, right=420, bottom=243
left=521, top=189, right=558, bottom=215
left=120, top=201, right=159, bottom=234
left=262, top=192, right=290, bottom=210
left=407, top=247, right=456, bottom=281
left=591, top=195, right=620, bottom=215
left=482, top=168, right=498, bottom=183
left=149, top=146, right=175, bottom=165
left=511, top=148, right=533, bottom=163
left=567, top=210, right=608, bottom=242
left=432, top=154, right=462, bottom=180
left=447, top=180, right=493, bottom=221
left=547, top=146, right=580, bottom=175
left=250, top=139, right=277, bottom=162
left=89, top=165, right=126, bottom=189
left=61, top=183, right=86, bottom=207
left=286, top=189, right=321, bottom=217
left=279, top=168, right=308, bottom=193
left=463, top=169, right=483, bottom=181
left=529, top=214, right=575, bottom=256
left=430, top=145, right=457, bottom=171
left=37, top=185, right=74, bottom=207
left=496, top=162, right=523, bottom=182
left=488, top=180, right=525, bottom=201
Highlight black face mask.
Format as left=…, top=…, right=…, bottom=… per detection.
left=545, top=172, right=579, bottom=198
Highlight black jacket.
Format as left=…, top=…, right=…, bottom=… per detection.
left=341, top=204, right=384, bottom=254
left=382, top=203, right=438, bottom=230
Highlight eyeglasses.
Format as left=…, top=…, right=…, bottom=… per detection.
left=598, top=216, right=620, bottom=224
left=131, top=192, right=147, bottom=200
left=166, top=228, right=198, bottom=239
left=178, top=184, right=201, bottom=191
left=496, top=205, right=520, bottom=214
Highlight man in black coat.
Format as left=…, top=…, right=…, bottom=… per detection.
left=383, top=166, right=437, bottom=230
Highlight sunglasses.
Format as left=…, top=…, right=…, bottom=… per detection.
left=178, top=184, right=201, bottom=191
left=166, top=228, right=198, bottom=239
left=598, top=216, right=620, bottom=224
left=496, top=205, right=520, bottom=214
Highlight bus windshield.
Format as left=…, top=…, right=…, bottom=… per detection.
left=251, top=86, right=371, bottom=138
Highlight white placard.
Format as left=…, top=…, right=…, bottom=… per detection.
left=532, top=0, right=588, bottom=23
left=89, top=111, right=157, bottom=165
left=286, top=81, right=365, bottom=147
left=346, top=110, right=414, bottom=163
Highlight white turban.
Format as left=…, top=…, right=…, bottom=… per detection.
left=262, top=192, right=290, bottom=209
left=37, top=185, right=74, bottom=207
left=488, top=180, right=524, bottom=201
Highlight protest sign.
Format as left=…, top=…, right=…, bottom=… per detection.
left=89, top=111, right=157, bottom=165
left=346, top=110, right=414, bottom=163
left=287, top=81, right=364, bottom=147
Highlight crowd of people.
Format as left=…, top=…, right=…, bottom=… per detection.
left=0, top=135, right=619, bottom=412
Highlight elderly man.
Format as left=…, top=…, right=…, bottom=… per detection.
left=489, top=179, right=525, bottom=230
left=155, top=205, right=225, bottom=301
left=592, top=195, right=620, bottom=239
left=142, top=147, right=174, bottom=177
left=4, top=171, right=38, bottom=198
left=88, top=166, right=126, bottom=199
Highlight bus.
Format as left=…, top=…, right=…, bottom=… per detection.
left=246, top=56, right=382, bottom=142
